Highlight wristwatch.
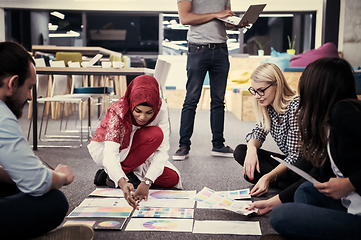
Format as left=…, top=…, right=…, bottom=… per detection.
left=144, top=179, right=152, bottom=187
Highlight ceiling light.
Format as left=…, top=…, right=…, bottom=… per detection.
left=50, top=11, right=65, bottom=20
left=259, top=14, right=294, bottom=17
left=49, top=30, right=80, bottom=38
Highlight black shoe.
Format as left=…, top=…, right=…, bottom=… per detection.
left=172, top=146, right=189, bottom=160
left=126, top=171, right=141, bottom=189
left=95, top=169, right=141, bottom=189
left=94, top=169, right=107, bottom=186
left=106, top=176, right=116, bottom=188
left=211, top=145, right=234, bottom=158
left=105, top=172, right=141, bottom=189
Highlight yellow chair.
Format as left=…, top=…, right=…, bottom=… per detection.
left=55, top=52, right=82, bottom=67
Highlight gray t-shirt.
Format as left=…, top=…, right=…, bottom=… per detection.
left=177, top=0, right=231, bottom=44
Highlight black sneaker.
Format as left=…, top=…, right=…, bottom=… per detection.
left=94, top=169, right=107, bottom=186
left=105, top=172, right=141, bottom=189
left=126, top=171, right=141, bottom=189
left=172, top=146, right=189, bottom=160
left=211, top=145, right=234, bottom=158
left=106, top=176, right=116, bottom=188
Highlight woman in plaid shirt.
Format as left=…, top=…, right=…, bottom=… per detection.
left=234, top=63, right=311, bottom=215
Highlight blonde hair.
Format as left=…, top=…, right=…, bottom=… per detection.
left=251, top=63, right=296, bottom=132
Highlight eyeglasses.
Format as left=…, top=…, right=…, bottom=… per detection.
left=248, top=83, right=273, bottom=96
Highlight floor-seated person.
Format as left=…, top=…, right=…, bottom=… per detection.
left=0, top=41, right=93, bottom=240
left=88, top=75, right=182, bottom=209
left=270, top=58, right=361, bottom=240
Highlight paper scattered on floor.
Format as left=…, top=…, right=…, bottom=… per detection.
left=133, top=207, right=194, bottom=218
left=79, top=198, right=129, bottom=207
left=125, top=218, right=194, bottom=232
left=193, top=220, right=261, bottom=235
left=217, top=189, right=251, bottom=199
left=197, top=200, right=252, bottom=209
left=139, top=198, right=195, bottom=208
left=68, top=206, right=133, bottom=218
left=89, top=188, right=124, bottom=198
left=63, top=217, right=126, bottom=230
left=193, top=187, right=256, bottom=215
left=89, top=188, right=197, bottom=199
left=75, top=188, right=262, bottom=233
left=149, top=190, right=197, bottom=199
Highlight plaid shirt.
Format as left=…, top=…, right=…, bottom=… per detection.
left=246, top=96, right=301, bottom=164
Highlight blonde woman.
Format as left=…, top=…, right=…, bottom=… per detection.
left=234, top=63, right=311, bottom=214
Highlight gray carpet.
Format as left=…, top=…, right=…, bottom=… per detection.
left=19, top=104, right=281, bottom=239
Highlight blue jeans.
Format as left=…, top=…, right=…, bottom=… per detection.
left=0, top=184, right=69, bottom=239
left=179, top=43, right=230, bottom=149
left=270, top=182, right=361, bottom=240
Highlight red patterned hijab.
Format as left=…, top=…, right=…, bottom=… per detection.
left=90, top=75, right=161, bottom=150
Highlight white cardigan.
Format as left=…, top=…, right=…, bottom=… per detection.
left=88, top=100, right=182, bottom=189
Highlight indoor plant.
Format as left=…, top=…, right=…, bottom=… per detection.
left=255, top=39, right=264, bottom=56
left=287, top=35, right=296, bottom=55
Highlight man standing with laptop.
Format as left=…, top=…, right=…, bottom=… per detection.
left=173, top=0, right=237, bottom=160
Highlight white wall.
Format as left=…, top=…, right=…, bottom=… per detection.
left=339, top=0, right=361, bottom=67
left=0, top=8, right=4, bottom=42
left=30, top=11, right=49, bottom=46
left=0, top=0, right=323, bottom=12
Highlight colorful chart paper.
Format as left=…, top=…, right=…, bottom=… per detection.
left=218, top=189, right=251, bottom=199
left=125, top=218, right=193, bottom=232
left=139, top=198, right=195, bottom=209
left=63, top=217, right=126, bottom=230
left=133, top=207, right=194, bottom=219
left=67, top=206, right=133, bottom=218
left=62, top=219, right=95, bottom=228
left=149, top=190, right=196, bottom=199
left=79, top=198, right=129, bottom=208
left=89, top=188, right=125, bottom=198
left=97, top=221, right=121, bottom=228
left=193, top=220, right=261, bottom=235
left=197, top=200, right=252, bottom=209
left=193, top=187, right=256, bottom=215
left=143, top=219, right=178, bottom=229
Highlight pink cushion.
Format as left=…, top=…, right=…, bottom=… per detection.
left=289, top=42, right=339, bottom=67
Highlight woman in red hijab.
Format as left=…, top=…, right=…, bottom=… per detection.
left=88, top=75, right=181, bottom=208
